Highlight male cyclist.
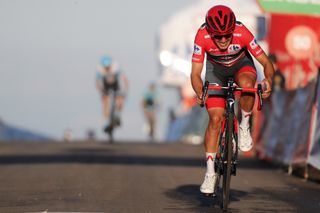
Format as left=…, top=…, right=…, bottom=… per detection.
left=190, top=5, right=274, bottom=195
left=96, top=55, right=129, bottom=133
left=142, top=82, right=159, bottom=141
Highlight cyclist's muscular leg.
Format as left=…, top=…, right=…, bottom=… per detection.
left=236, top=72, right=256, bottom=151
left=115, top=96, right=125, bottom=112
left=200, top=107, right=224, bottom=195
left=114, top=95, right=125, bottom=126
left=205, top=107, right=225, bottom=152
left=102, top=95, right=111, bottom=132
left=237, top=73, right=256, bottom=111
left=102, top=95, right=110, bottom=119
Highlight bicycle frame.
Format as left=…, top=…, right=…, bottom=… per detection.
left=201, top=78, right=263, bottom=210
left=105, top=91, right=118, bottom=143
left=108, top=92, right=117, bottom=142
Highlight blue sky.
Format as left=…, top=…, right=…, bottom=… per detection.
left=0, top=0, right=196, bottom=141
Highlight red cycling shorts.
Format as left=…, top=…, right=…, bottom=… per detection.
left=205, top=54, right=257, bottom=109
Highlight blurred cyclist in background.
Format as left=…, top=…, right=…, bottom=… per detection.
left=269, top=53, right=285, bottom=91
left=190, top=5, right=274, bottom=195
left=96, top=55, right=129, bottom=133
left=142, top=82, right=159, bottom=141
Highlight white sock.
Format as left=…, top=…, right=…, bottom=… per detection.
left=241, top=109, right=252, bottom=127
left=206, top=152, right=216, bottom=175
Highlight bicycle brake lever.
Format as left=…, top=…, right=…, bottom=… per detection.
left=257, top=84, right=263, bottom=111
left=200, top=81, right=209, bottom=108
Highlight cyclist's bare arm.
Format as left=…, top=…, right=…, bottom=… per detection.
left=191, top=62, right=205, bottom=105
left=255, top=52, right=275, bottom=98
left=121, top=74, right=129, bottom=93
left=96, top=79, right=103, bottom=93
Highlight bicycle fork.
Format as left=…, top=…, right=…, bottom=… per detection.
left=215, top=116, right=239, bottom=177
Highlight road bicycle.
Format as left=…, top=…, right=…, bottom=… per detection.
left=200, top=78, right=263, bottom=211
left=104, top=92, right=121, bottom=143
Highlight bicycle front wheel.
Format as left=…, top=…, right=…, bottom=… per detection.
left=222, top=115, right=233, bottom=211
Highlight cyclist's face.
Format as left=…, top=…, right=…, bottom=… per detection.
left=103, top=66, right=112, bottom=72
left=212, top=34, right=233, bottom=51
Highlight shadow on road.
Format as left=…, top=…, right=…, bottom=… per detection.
left=164, top=183, right=319, bottom=213
left=164, top=184, right=247, bottom=213
left=0, top=147, right=281, bottom=171
left=237, top=157, right=279, bottom=170
left=246, top=183, right=320, bottom=213
left=0, top=153, right=203, bottom=167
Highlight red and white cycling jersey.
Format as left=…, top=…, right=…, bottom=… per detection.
left=192, top=22, right=264, bottom=67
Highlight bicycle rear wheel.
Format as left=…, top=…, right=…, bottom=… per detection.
left=108, top=93, right=116, bottom=143
left=222, top=115, right=233, bottom=211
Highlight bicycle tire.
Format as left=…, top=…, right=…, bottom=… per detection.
left=222, top=115, right=233, bottom=211
left=108, top=126, right=114, bottom=143
left=108, top=93, right=116, bottom=143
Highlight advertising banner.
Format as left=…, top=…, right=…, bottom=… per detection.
left=267, top=14, right=320, bottom=89
left=308, top=75, right=320, bottom=169
left=257, top=0, right=320, bottom=15
left=257, top=80, right=316, bottom=164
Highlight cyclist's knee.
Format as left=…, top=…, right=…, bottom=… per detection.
left=240, top=81, right=254, bottom=88
left=208, top=115, right=222, bottom=131
left=237, top=75, right=256, bottom=88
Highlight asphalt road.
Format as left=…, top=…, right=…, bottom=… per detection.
left=0, top=141, right=319, bottom=213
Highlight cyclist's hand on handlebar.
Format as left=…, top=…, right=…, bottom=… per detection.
left=261, top=78, right=272, bottom=98
left=196, top=93, right=208, bottom=106
left=196, top=93, right=202, bottom=105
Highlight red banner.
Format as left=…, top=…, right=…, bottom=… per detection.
left=268, top=14, right=320, bottom=89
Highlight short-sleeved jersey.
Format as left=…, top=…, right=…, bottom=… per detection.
left=96, top=71, right=120, bottom=91
left=143, top=90, right=158, bottom=111
left=96, top=68, right=128, bottom=97
left=192, top=22, right=264, bottom=67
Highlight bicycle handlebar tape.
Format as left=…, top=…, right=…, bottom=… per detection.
left=257, top=84, right=262, bottom=94
left=200, top=81, right=209, bottom=108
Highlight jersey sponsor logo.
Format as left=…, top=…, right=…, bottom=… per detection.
left=255, top=49, right=262, bottom=55
left=216, top=55, right=237, bottom=62
left=207, top=51, right=246, bottom=67
left=204, top=35, right=211, bottom=39
left=250, top=38, right=258, bottom=49
left=193, top=44, right=202, bottom=55
left=208, top=48, right=219, bottom=52
left=228, top=44, right=241, bottom=53
left=233, top=33, right=241, bottom=37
